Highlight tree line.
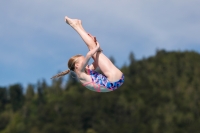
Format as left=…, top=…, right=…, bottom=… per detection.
left=0, top=50, right=200, bottom=133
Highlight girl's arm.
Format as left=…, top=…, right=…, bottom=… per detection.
left=88, top=62, right=98, bottom=70
left=80, top=42, right=100, bottom=72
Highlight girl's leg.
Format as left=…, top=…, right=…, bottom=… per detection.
left=65, top=16, right=96, bottom=50
left=65, top=16, right=123, bottom=82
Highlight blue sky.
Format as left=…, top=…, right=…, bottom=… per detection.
left=1, top=0, right=200, bottom=87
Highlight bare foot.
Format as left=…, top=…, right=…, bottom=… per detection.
left=65, top=16, right=81, bottom=28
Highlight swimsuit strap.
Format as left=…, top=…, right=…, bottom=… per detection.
left=83, top=69, right=100, bottom=92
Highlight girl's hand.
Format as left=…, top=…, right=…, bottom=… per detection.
left=88, top=33, right=97, bottom=43
left=96, top=41, right=100, bottom=48
left=94, top=37, right=97, bottom=43
left=88, top=33, right=102, bottom=51
left=96, top=41, right=103, bottom=52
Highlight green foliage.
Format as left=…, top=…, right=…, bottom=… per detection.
left=0, top=112, right=10, bottom=131
left=0, top=51, right=200, bottom=133
left=8, top=84, right=24, bottom=112
left=0, top=87, right=7, bottom=112
left=25, top=84, right=34, bottom=101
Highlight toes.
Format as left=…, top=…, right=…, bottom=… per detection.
left=65, top=16, right=68, bottom=21
left=65, top=16, right=70, bottom=24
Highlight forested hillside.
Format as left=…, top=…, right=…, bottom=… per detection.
left=0, top=50, right=200, bottom=133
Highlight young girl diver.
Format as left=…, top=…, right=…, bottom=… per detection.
left=51, top=16, right=124, bottom=92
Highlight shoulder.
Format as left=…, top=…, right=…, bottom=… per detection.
left=77, top=69, right=91, bottom=81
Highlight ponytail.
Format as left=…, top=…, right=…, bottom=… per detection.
left=51, top=69, right=70, bottom=79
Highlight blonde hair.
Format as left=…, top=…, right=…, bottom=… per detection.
left=51, top=54, right=82, bottom=79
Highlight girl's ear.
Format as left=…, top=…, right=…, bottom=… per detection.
left=75, top=63, right=79, bottom=69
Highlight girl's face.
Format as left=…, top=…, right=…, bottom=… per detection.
left=75, top=56, right=85, bottom=70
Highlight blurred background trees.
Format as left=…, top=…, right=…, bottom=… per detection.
left=0, top=50, right=200, bottom=133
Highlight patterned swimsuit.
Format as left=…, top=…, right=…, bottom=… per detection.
left=82, top=69, right=124, bottom=92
